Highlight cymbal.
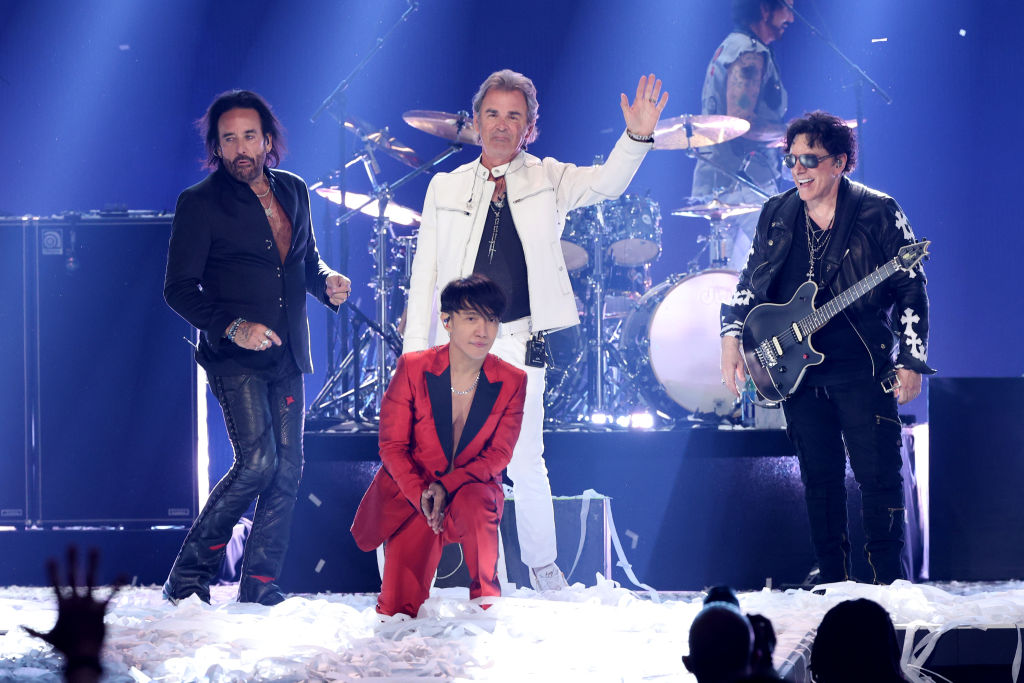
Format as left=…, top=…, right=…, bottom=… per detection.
left=766, top=118, right=862, bottom=148
left=343, top=115, right=423, bottom=169
left=403, top=110, right=480, bottom=146
left=310, top=184, right=421, bottom=226
left=672, top=198, right=761, bottom=220
left=653, top=114, right=750, bottom=150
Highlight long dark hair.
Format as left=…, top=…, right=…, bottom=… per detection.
left=197, top=89, right=287, bottom=171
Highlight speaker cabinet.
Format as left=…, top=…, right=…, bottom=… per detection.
left=0, top=214, right=198, bottom=525
left=0, top=220, right=28, bottom=523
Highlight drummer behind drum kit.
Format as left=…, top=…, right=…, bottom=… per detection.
left=306, top=105, right=782, bottom=429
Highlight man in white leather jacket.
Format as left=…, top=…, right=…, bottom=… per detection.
left=403, top=68, right=667, bottom=590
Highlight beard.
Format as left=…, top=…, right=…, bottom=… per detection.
left=224, top=151, right=266, bottom=184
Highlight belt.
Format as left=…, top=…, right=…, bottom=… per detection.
left=500, top=316, right=532, bottom=337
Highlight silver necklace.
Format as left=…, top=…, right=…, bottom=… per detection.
left=486, top=193, right=505, bottom=263
left=451, top=372, right=481, bottom=396
left=804, top=205, right=834, bottom=282
left=255, top=183, right=274, bottom=218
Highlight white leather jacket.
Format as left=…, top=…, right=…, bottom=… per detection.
left=403, top=131, right=652, bottom=353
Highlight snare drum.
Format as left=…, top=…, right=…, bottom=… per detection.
left=560, top=205, right=595, bottom=272
left=621, top=269, right=739, bottom=417
left=605, top=195, right=662, bottom=267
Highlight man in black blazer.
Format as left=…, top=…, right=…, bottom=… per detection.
left=163, top=90, right=351, bottom=605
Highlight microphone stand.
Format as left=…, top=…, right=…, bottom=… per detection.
left=781, top=0, right=891, bottom=182
left=309, top=1, right=419, bottom=125
left=689, top=149, right=772, bottom=201
left=306, top=1, right=418, bottom=417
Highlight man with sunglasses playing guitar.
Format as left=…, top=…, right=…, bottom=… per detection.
left=720, top=111, right=935, bottom=585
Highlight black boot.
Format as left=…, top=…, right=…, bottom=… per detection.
left=165, top=458, right=274, bottom=603
left=862, top=494, right=907, bottom=584
left=804, top=484, right=852, bottom=583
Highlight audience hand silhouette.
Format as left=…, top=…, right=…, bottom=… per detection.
left=23, top=546, right=126, bottom=682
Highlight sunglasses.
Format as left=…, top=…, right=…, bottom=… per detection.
left=783, top=153, right=837, bottom=169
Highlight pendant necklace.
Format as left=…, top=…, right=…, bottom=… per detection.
left=804, top=205, right=835, bottom=283
left=255, top=183, right=274, bottom=219
left=487, top=194, right=505, bottom=263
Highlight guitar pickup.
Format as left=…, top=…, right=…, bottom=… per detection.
left=771, top=336, right=784, bottom=357
left=791, top=323, right=803, bottom=342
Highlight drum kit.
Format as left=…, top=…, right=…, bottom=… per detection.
left=306, top=105, right=773, bottom=428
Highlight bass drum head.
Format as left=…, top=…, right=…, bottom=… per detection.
left=622, top=269, right=739, bottom=418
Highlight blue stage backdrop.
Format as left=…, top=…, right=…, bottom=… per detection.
left=1, top=0, right=1020, bottom=438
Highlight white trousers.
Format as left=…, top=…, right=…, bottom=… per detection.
left=489, top=327, right=557, bottom=569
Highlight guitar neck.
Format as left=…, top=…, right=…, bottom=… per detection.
left=801, top=257, right=899, bottom=335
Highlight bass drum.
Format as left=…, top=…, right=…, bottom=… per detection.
left=621, top=269, right=740, bottom=418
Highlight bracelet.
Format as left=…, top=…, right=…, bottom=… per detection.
left=626, top=129, right=655, bottom=144
left=64, top=655, right=103, bottom=675
left=226, top=317, right=246, bottom=342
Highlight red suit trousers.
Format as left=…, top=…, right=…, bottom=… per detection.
left=378, top=482, right=503, bottom=617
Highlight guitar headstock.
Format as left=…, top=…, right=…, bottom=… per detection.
left=896, top=240, right=930, bottom=271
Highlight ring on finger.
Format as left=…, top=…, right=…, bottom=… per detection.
left=264, top=329, right=273, bottom=338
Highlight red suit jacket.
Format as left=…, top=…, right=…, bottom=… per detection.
left=351, top=345, right=527, bottom=551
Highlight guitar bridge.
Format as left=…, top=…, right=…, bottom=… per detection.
left=756, top=341, right=778, bottom=368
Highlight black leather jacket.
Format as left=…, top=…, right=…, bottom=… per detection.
left=721, top=176, right=935, bottom=378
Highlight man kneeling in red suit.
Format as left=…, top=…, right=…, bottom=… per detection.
left=351, top=274, right=527, bottom=617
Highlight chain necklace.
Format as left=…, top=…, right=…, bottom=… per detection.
left=254, top=182, right=275, bottom=219
left=258, top=195, right=275, bottom=219
left=804, top=205, right=835, bottom=282
left=451, top=371, right=481, bottom=396
left=486, top=193, right=505, bottom=263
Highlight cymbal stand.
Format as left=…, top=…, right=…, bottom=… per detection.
left=688, top=215, right=731, bottom=271
left=308, top=140, right=463, bottom=424
left=544, top=203, right=644, bottom=426
left=587, top=203, right=610, bottom=413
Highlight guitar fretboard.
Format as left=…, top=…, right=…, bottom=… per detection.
left=799, top=258, right=899, bottom=336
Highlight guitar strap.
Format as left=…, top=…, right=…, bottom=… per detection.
left=818, top=177, right=868, bottom=289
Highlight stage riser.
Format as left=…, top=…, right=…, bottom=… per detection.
left=303, top=428, right=924, bottom=590
left=0, top=529, right=187, bottom=586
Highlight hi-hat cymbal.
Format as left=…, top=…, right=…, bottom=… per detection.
left=672, top=198, right=761, bottom=220
left=766, top=117, right=863, bottom=148
left=343, top=115, right=423, bottom=169
left=309, top=183, right=421, bottom=226
left=403, top=110, right=480, bottom=146
left=653, top=114, right=751, bottom=150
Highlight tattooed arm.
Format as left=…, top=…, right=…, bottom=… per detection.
left=726, top=52, right=785, bottom=142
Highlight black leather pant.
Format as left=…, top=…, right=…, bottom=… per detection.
left=783, top=378, right=907, bottom=584
left=164, top=370, right=304, bottom=604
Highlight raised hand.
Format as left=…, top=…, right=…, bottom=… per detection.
left=620, top=73, right=669, bottom=138
left=23, top=546, right=125, bottom=679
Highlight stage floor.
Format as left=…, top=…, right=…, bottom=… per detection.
left=1, top=580, right=1021, bottom=681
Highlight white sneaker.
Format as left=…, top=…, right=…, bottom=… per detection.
left=530, top=563, right=569, bottom=591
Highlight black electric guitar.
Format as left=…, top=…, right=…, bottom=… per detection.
left=741, top=240, right=930, bottom=402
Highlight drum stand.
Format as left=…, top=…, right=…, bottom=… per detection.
left=688, top=217, right=732, bottom=272
left=544, top=206, right=644, bottom=426
left=307, top=138, right=463, bottom=426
